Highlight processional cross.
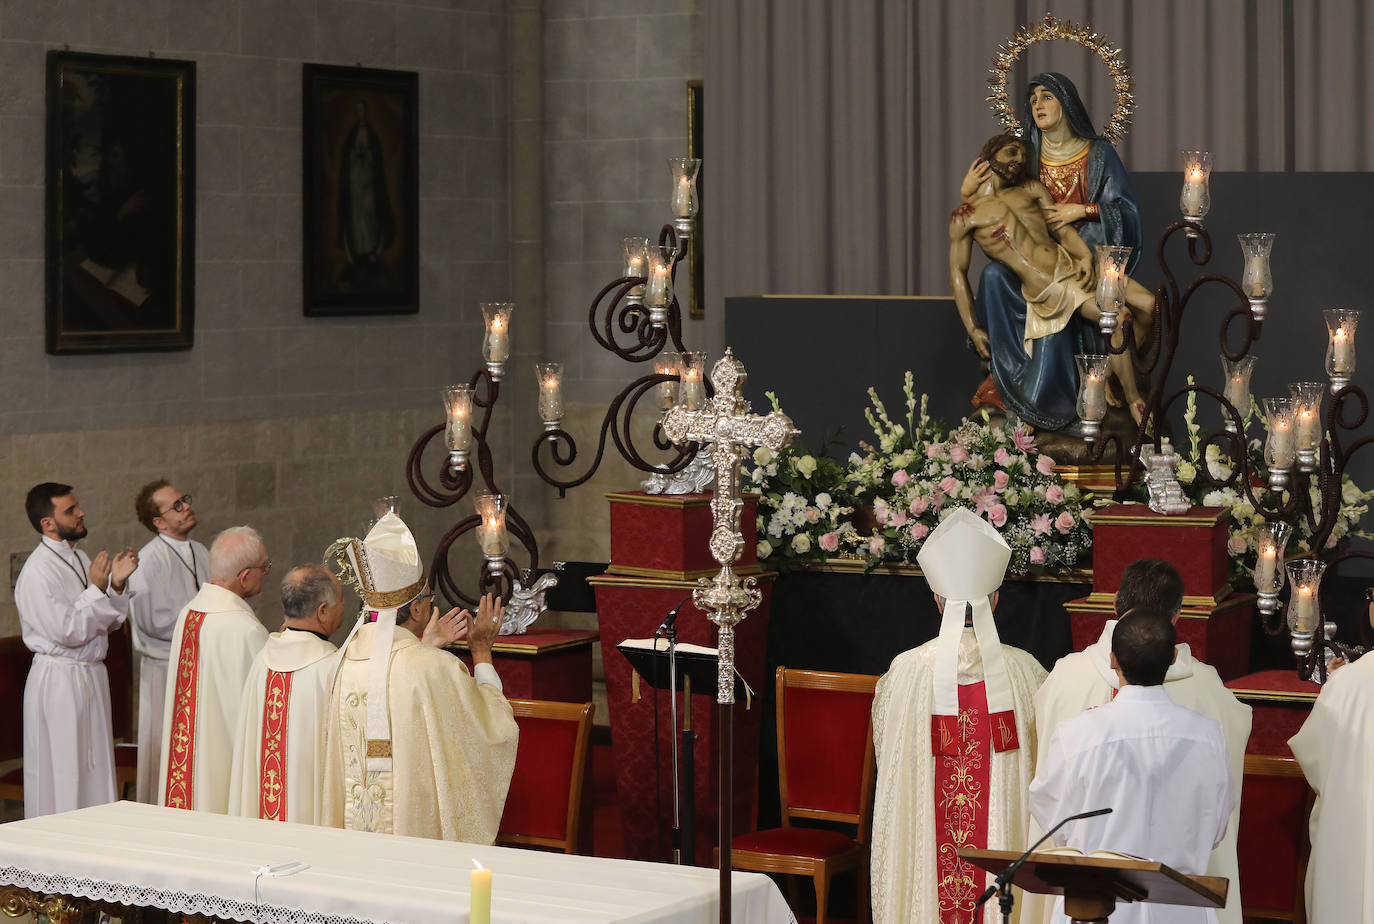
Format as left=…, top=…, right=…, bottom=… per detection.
left=660, top=348, right=796, bottom=922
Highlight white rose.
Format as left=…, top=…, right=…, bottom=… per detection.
left=791, top=533, right=812, bottom=554
left=753, top=447, right=773, bottom=466
left=815, top=492, right=833, bottom=510
left=1203, top=490, right=1227, bottom=508
left=757, top=539, right=773, bottom=559
left=795, top=455, right=818, bottom=478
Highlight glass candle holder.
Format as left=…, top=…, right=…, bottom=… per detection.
left=1252, top=521, right=1293, bottom=618
left=1285, top=559, right=1328, bottom=662
left=474, top=492, right=509, bottom=559
left=1094, top=245, right=1132, bottom=335
left=1289, top=382, right=1324, bottom=473
left=654, top=352, right=682, bottom=411
left=1074, top=354, right=1110, bottom=442
left=371, top=495, right=398, bottom=519
left=644, top=249, right=674, bottom=325
left=680, top=352, right=707, bottom=410
left=1238, top=232, right=1275, bottom=319
left=1325, top=308, right=1360, bottom=395
left=481, top=302, right=515, bottom=379
left=1180, top=150, right=1213, bottom=227
left=622, top=237, right=651, bottom=304
left=535, top=362, right=564, bottom=431
left=1264, top=396, right=1297, bottom=489
left=441, top=384, right=475, bottom=469
left=668, top=157, right=702, bottom=236
left=1221, top=355, right=1257, bottom=433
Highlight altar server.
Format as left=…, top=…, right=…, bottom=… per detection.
left=127, top=481, right=209, bottom=804
left=1030, top=611, right=1235, bottom=923
left=227, top=565, right=344, bottom=824
left=158, top=526, right=270, bottom=813
left=870, top=508, right=1047, bottom=924
left=1023, top=559, right=1251, bottom=924
left=321, top=511, right=518, bottom=842
left=1290, top=647, right=1374, bottom=921
left=16, top=483, right=139, bottom=818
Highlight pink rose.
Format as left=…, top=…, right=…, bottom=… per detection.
left=1046, top=484, right=1064, bottom=504
left=874, top=505, right=890, bottom=526
left=909, top=496, right=929, bottom=515
left=994, top=447, right=1012, bottom=466
left=926, top=442, right=945, bottom=460
left=939, top=476, right=959, bottom=495
left=930, top=492, right=945, bottom=510
left=1030, top=546, right=1045, bottom=564
left=1036, top=454, right=1056, bottom=476
left=890, top=510, right=909, bottom=528
left=987, top=504, right=1008, bottom=527
left=1055, top=511, right=1075, bottom=533
left=909, top=522, right=930, bottom=541
left=804, top=507, right=821, bottom=523
left=1227, top=534, right=1246, bottom=556
left=950, top=445, right=970, bottom=464
left=869, top=536, right=886, bottom=556
left=993, top=470, right=1010, bottom=491
left=1013, top=428, right=1036, bottom=452
left=818, top=532, right=839, bottom=553
left=1031, top=513, right=1052, bottom=536
left=891, top=469, right=910, bottom=487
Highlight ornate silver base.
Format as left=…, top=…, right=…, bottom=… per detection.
left=448, top=448, right=470, bottom=472
left=500, top=571, right=559, bottom=635
left=1268, top=468, right=1291, bottom=491
left=641, top=451, right=716, bottom=495
left=672, top=216, right=695, bottom=241
left=648, top=303, right=669, bottom=327
left=1330, top=374, right=1351, bottom=396
left=1097, top=309, right=1119, bottom=336
left=1298, top=447, right=1317, bottom=472
left=543, top=420, right=563, bottom=433
left=1184, top=218, right=1205, bottom=238
left=486, top=360, right=506, bottom=381
left=1080, top=418, right=1101, bottom=443
left=1256, top=591, right=1280, bottom=617
left=1248, top=297, right=1268, bottom=320
left=625, top=292, right=645, bottom=307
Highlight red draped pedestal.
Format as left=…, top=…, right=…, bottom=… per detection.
left=933, top=681, right=993, bottom=924
left=591, top=490, right=772, bottom=864
left=450, top=627, right=599, bottom=704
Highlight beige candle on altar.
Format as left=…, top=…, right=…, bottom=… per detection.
left=470, top=860, right=492, bottom=924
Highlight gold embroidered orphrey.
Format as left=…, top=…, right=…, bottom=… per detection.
left=986, top=12, right=1135, bottom=144
left=660, top=348, right=797, bottom=703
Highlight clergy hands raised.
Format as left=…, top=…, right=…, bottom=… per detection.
left=423, top=606, right=469, bottom=649
left=466, top=594, right=503, bottom=665
left=90, top=547, right=139, bottom=593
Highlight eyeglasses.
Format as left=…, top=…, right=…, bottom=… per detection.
left=158, top=494, right=193, bottom=515
left=244, top=559, right=273, bottom=576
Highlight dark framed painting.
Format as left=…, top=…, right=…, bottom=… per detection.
left=303, top=64, right=419, bottom=317
left=46, top=52, right=196, bottom=354
left=687, top=80, right=704, bottom=320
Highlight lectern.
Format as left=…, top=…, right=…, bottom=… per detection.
left=959, top=848, right=1227, bottom=923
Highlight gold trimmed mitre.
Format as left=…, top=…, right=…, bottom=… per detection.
left=343, top=512, right=426, bottom=611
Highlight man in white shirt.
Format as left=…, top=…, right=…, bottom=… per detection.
left=15, top=482, right=139, bottom=817
left=1029, top=610, right=1236, bottom=923
left=127, top=480, right=209, bottom=804
left=1024, top=559, right=1251, bottom=924
left=158, top=526, right=270, bottom=814
left=228, top=565, right=345, bottom=825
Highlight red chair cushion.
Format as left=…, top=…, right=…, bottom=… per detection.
left=0, top=639, right=33, bottom=763
left=1237, top=773, right=1306, bottom=912
left=732, top=826, right=859, bottom=860
left=114, top=744, right=138, bottom=768
left=499, top=715, right=578, bottom=841
left=0, top=767, right=20, bottom=785
left=783, top=686, right=874, bottom=816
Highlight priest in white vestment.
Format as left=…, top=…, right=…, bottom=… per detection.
left=1030, top=611, right=1235, bottom=924
left=871, top=508, right=1048, bottom=924
left=1022, top=559, right=1251, bottom=924
left=15, top=483, right=140, bottom=818
left=127, top=481, right=209, bottom=804
left=1289, top=648, right=1374, bottom=922
left=228, top=565, right=345, bottom=825
left=321, top=511, right=519, bottom=843
left=157, top=526, right=270, bottom=814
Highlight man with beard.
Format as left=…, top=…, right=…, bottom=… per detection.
left=15, top=482, right=139, bottom=817
left=950, top=132, right=1156, bottom=422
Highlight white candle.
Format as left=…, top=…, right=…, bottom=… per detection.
left=1182, top=168, right=1205, bottom=216
left=538, top=377, right=563, bottom=423
left=1224, top=375, right=1248, bottom=413
left=646, top=262, right=671, bottom=307
left=1083, top=373, right=1106, bottom=419
left=447, top=407, right=471, bottom=451
left=1255, top=544, right=1277, bottom=590
left=1333, top=326, right=1355, bottom=373
left=1292, top=585, right=1318, bottom=632
left=671, top=176, right=692, bottom=217
left=681, top=368, right=705, bottom=409
left=1245, top=254, right=1266, bottom=298
left=479, top=517, right=506, bottom=557
left=1297, top=408, right=1320, bottom=451
left=470, top=862, right=492, bottom=924
left=487, top=317, right=510, bottom=362
left=1271, top=420, right=1296, bottom=467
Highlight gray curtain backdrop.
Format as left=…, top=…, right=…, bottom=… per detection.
left=703, top=0, right=1361, bottom=353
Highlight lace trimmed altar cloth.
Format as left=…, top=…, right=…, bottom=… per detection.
left=0, top=802, right=796, bottom=924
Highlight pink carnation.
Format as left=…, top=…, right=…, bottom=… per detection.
left=909, top=496, right=929, bottom=516
left=1030, top=546, right=1046, bottom=564
left=1036, top=454, right=1056, bottom=476
left=987, top=504, right=1008, bottom=528
left=994, top=447, right=1012, bottom=466
left=891, top=469, right=910, bottom=487
left=1055, top=511, right=1075, bottom=533
left=950, top=445, right=970, bottom=464
left=926, top=442, right=946, bottom=460
left=1031, top=513, right=1053, bottom=536
left=909, top=522, right=930, bottom=541
left=1046, top=484, right=1064, bottom=504
left=869, top=536, right=886, bottom=556
left=939, top=476, right=959, bottom=495
left=890, top=510, right=909, bottom=528
left=993, top=470, right=1010, bottom=491
left=1013, top=428, right=1036, bottom=452
left=818, top=532, right=839, bottom=553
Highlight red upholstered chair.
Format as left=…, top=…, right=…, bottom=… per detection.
left=1237, top=754, right=1312, bottom=923
left=0, top=636, right=33, bottom=803
left=728, top=667, right=879, bottom=924
left=106, top=623, right=138, bottom=799
left=497, top=699, right=595, bottom=854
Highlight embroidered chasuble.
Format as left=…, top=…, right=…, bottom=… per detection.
left=871, top=630, right=1045, bottom=924
left=158, top=583, right=268, bottom=814
left=321, top=622, right=519, bottom=843
left=227, top=628, right=339, bottom=825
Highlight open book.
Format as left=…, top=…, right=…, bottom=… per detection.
left=1039, top=846, right=1148, bottom=862
left=617, top=636, right=755, bottom=706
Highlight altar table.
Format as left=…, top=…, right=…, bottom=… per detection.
left=0, top=801, right=796, bottom=924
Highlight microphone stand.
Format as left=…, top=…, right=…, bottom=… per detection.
left=655, top=595, right=692, bottom=865
left=975, top=807, right=1113, bottom=924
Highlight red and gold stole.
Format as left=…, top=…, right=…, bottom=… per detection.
left=933, top=681, right=993, bottom=924
left=258, top=670, right=293, bottom=821
left=164, top=610, right=208, bottom=810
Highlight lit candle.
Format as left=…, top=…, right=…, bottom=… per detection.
left=655, top=353, right=681, bottom=411
left=1292, top=585, right=1317, bottom=632
left=1334, top=325, right=1355, bottom=373
left=474, top=493, right=508, bottom=558
left=646, top=261, right=671, bottom=308
left=671, top=176, right=692, bottom=217
left=442, top=384, right=474, bottom=452
left=1255, top=543, right=1277, bottom=591
left=1271, top=418, right=1295, bottom=467
left=1082, top=372, right=1106, bottom=419
left=470, top=860, right=492, bottom=924
left=1245, top=254, right=1266, bottom=297
left=1224, top=374, right=1247, bottom=412
left=1182, top=167, right=1205, bottom=215
left=1297, top=408, right=1320, bottom=452
left=539, top=379, right=562, bottom=423
left=681, top=366, right=705, bottom=409
left=488, top=316, right=509, bottom=362
left=449, top=404, right=471, bottom=450
left=480, top=517, right=505, bottom=557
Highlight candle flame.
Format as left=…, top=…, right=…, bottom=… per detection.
left=1188, top=167, right=1203, bottom=181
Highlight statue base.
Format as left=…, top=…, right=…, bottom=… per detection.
left=1033, top=406, right=1142, bottom=466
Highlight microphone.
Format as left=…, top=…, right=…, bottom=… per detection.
left=655, top=594, right=693, bottom=638
left=975, top=807, right=1113, bottom=909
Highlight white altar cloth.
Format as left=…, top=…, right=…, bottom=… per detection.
left=0, top=802, right=796, bottom=924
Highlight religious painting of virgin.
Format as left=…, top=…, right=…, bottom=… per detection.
left=45, top=52, right=196, bottom=354
left=303, top=64, right=419, bottom=316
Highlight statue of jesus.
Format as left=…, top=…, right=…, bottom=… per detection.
left=949, top=132, right=1154, bottom=422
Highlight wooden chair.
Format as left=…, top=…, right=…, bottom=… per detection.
left=1237, top=754, right=1313, bottom=923
left=0, top=636, right=33, bottom=803
left=728, top=667, right=879, bottom=924
left=497, top=699, right=595, bottom=854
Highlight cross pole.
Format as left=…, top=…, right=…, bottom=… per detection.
left=661, top=348, right=797, bottom=923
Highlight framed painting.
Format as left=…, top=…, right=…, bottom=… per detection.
left=303, top=64, right=419, bottom=316
left=686, top=80, right=704, bottom=320
left=46, top=52, right=196, bottom=354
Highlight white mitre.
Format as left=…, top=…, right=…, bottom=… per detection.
left=343, top=511, right=426, bottom=771
left=916, top=508, right=1021, bottom=753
